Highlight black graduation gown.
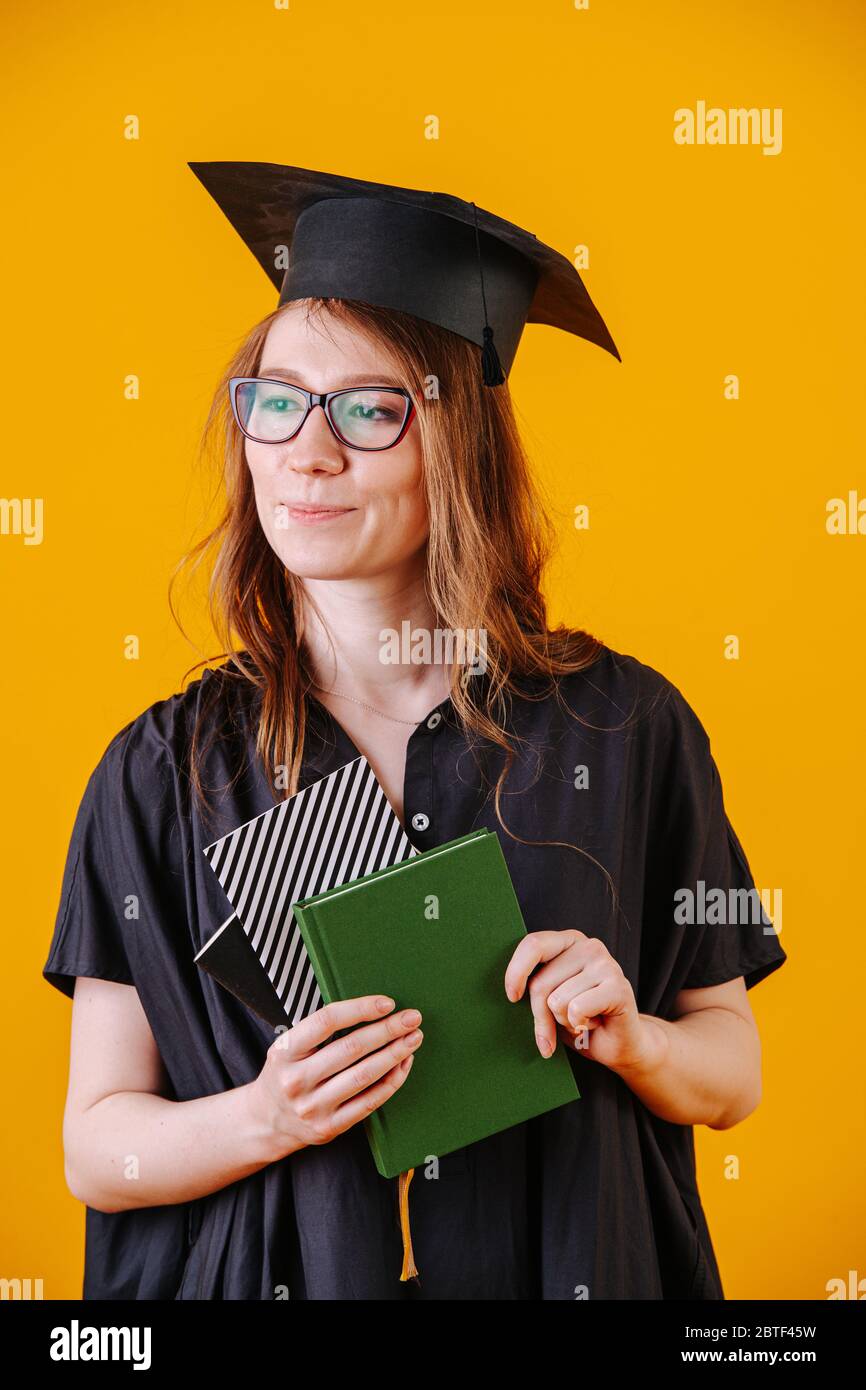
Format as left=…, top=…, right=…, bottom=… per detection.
left=43, top=643, right=787, bottom=1300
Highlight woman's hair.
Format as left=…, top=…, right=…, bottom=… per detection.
left=170, top=297, right=629, bottom=918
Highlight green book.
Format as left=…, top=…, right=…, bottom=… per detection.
left=292, top=828, right=580, bottom=1179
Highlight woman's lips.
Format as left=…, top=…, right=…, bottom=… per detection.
left=277, top=503, right=356, bottom=525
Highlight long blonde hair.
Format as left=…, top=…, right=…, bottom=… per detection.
left=170, top=297, right=629, bottom=915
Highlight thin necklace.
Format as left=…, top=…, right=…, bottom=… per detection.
left=310, top=683, right=436, bottom=726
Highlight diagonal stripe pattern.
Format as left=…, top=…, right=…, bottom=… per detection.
left=203, top=756, right=417, bottom=1025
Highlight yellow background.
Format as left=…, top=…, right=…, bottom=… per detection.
left=2, top=0, right=863, bottom=1299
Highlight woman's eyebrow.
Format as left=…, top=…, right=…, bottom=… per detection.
left=258, top=366, right=404, bottom=388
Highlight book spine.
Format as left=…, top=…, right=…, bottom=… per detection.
left=292, top=902, right=338, bottom=1007
left=361, top=1090, right=390, bottom=1178
left=293, top=902, right=392, bottom=1180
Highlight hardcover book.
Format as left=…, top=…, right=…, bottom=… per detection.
left=292, top=827, right=580, bottom=1179
left=194, top=913, right=289, bottom=1031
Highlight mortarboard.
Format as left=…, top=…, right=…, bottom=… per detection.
left=187, top=161, right=621, bottom=386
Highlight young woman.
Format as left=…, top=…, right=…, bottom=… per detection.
left=44, top=167, right=786, bottom=1301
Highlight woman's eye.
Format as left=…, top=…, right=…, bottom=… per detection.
left=348, top=403, right=397, bottom=421
left=262, top=396, right=298, bottom=412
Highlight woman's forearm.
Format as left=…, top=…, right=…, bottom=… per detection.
left=608, top=1007, right=762, bottom=1129
left=64, top=1082, right=287, bottom=1213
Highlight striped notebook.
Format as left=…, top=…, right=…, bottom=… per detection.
left=201, top=756, right=417, bottom=1026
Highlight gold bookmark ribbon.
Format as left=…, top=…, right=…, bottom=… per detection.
left=397, top=1168, right=419, bottom=1281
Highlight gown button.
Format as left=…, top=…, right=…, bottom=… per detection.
left=411, top=812, right=430, bottom=832
left=426, top=712, right=442, bottom=730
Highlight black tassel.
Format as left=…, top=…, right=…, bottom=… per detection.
left=481, top=326, right=505, bottom=387
left=471, top=200, right=506, bottom=389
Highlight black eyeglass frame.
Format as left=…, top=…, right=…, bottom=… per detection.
left=228, top=376, right=417, bottom=451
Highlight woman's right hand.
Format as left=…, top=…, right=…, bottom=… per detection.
left=246, top=995, right=423, bottom=1161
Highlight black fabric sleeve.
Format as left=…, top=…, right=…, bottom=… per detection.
left=44, top=725, right=140, bottom=998
left=648, top=684, right=787, bottom=995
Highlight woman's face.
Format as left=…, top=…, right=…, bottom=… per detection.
left=244, top=304, right=428, bottom=582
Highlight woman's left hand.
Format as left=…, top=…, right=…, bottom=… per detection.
left=504, top=930, right=662, bottom=1073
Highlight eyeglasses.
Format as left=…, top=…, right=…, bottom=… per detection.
left=228, top=377, right=416, bottom=451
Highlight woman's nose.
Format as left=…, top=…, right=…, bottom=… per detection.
left=284, top=403, right=346, bottom=472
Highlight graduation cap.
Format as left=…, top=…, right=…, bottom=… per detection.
left=187, top=161, right=621, bottom=386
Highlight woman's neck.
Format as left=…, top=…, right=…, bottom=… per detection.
left=298, top=571, right=453, bottom=714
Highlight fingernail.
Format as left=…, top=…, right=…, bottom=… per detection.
left=401, top=1009, right=422, bottom=1027
left=376, top=997, right=395, bottom=1013
left=401, top=1055, right=414, bottom=1072
left=536, top=1032, right=552, bottom=1057
left=406, top=1030, right=423, bottom=1046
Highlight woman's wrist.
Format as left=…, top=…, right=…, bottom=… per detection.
left=236, top=1077, right=305, bottom=1165
left=607, top=1014, right=670, bottom=1081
